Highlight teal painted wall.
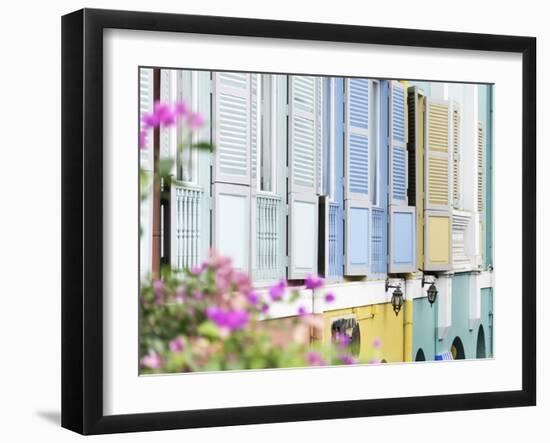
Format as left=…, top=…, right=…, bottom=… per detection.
left=478, top=84, right=493, bottom=268
left=412, top=297, right=437, bottom=361
left=481, top=287, right=494, bottom=357
left=413, top=274, right=493, bottom=361
left=436, top=274, right=493, bottom=359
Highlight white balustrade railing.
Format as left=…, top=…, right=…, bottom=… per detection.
left=172, top=182, right=203, bottom=271
left=254, top=192, right=281, bottom=282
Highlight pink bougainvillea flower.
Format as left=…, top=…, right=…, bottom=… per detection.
left=153, top=279, right=165, bottom=305
left=153, top=101, right=176, bottom=126
left=175, top=286, right=185, bottom=303
left=209, top=250, right=232, bottom=269
left=187, top=112, right=205, bottom=130
left=247, top=291, right=259, bottom=305
left=260, top=303, right=270, bottom=314
left=233, top=271, right=251, bottom=293
left=304, top=274, right=324, bottom=290
left=190, top=265, right=204, bottom=276
left=306, top=351, right=326, bottom=366
left=139, top=130, right=148, bottom=149
left=269, top=279, right=287, bottom=301
left=206, top=307, right=249, bottom=331
left=225, top=310, right=249, bottom=330
left=169, top=337, right=185, bottom=353
left=142, top=112, right=159, bottom=128
left=142, top=351, right=162, bottom=369
left=372, top=337, right=382, bottom=349
left=297, top=306, right=307, bottom=316
left=324, top=292, right=335, bottom=303
left=335, top=332, right=350, bottom=349
left=173, top=101, right=188, bottom=118
left=340, top=355, right=356, bottom=365
left=193, top=290, right=203, bottom=300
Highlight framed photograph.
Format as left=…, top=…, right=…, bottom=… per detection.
left=61, top=8, right=536, bottom=435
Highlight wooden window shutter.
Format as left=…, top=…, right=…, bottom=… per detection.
left=212, top=72, right=252, bottom=272
left=388, top=81, right=416, bottom=273
left=423, top=97, right=452, bottom=271
left=288, top=76, right=319, bottom=279
left=139, top=68, right=154, bottom=169
left=452, top=103, right=461, bottom=209
left=212, top=72, right=251, bottom=185
left=477, top=121, right=484, bottom=213
left=344, top=78, right=371, bottom=275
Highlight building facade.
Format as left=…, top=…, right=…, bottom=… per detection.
left=140, top=68, right=494, bottom=363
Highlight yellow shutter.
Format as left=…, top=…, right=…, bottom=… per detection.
left=477, top=121, right=484, bottom=213
left=452, top=105, right=460, bottom=208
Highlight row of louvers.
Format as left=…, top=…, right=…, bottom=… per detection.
left=139, top=70, right=490, bottom=284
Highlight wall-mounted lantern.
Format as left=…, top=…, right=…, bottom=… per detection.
left=386, top=279, right=404, bottom=317
left=422, top=275, right=439, bottom=307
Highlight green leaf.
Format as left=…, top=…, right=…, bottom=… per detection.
left=289, top=290, right=300, bottom=303
left=191, top=142, right=214, bottom=152
left=197, top=321, right=220, bottom=339
left=157, top=158, right=175, bottom=178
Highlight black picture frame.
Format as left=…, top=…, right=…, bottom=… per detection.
left=61, top=8, right=536, bottom=435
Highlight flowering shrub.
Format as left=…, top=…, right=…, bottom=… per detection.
left=139, top=253, right=376, bottom=373
left=139, top=99, right=382, bottom=373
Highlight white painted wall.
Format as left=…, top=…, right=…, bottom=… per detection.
left=0, top=1, right=545, bottom=442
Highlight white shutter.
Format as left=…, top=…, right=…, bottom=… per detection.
left=316, top=78, right=324, bottom=195
left=159, top=70, right=178, bottom=175
left=250, top=74, right=259, bottom=188
left=212, top=72, right=252, bottom=272
left=212, top=72, right=251, bottom=185
left=139, top=68, right=154, bottom=279
left=288, top=76, right=319, bottom=279
left=344, top=78, right=371, bottom=275
left=139, top=68, right=154, bottom=170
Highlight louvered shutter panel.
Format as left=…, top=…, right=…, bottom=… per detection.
left=250, top=74, right=259, bottom=187
left=212, top=72, right=252, bottom=272
left=159, top=70, right=178, bottom=174
left=344, top=78, right=371, bottom=275
left=388, top=81, right=416, bottom=273
left=389, top=81, right=407, bottom=206
left=452, top=104, right=461, bottom=209
left=139, top=68, right=154, bottom=279
left=477, top=121, right=484, bottom=213
left=316, top=78, right=324, bottom=195
left=326, top=78, right=345, bottom=280
left=424, top=97, right=452, bottom=271
left=425, top=98, right=451, bottom=211
left=288, top=76, right=319, bottom=279
left=139, top=68, right=154, bottom=169
left=213, top=73, right=251, bottom=185
left=407, top=86, right=426, bottom=270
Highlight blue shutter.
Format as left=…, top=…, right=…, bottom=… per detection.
left=344, top=78, right=371, bottom=275
left=388, top=81, right=416, bottom=273
left=331, top=78, right=345, bottom=279
left=370, top=80, right=388, bottom=277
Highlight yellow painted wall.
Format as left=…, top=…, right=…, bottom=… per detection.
left=323, top=303, right=405, bottom=363
left=426, top=215, right=450, bottom=264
